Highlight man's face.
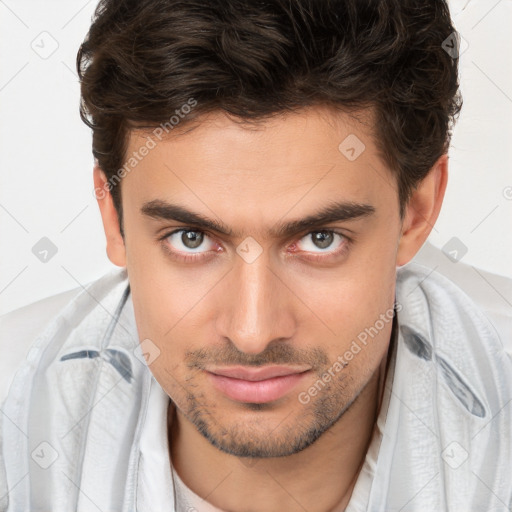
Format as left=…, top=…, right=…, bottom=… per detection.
left=120, top=107, right=402, bottom=457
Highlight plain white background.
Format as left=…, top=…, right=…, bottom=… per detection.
left=0, top=0, right=511, bottom=315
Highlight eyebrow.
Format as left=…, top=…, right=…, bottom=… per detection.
left=141, top=199, right=375, bottom=238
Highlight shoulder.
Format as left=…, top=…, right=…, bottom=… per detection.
left=411, top=241, right=512, bottom=358
left=0, top=268, right=130, bottom=406
left=0, top=288, right=81, bottom=405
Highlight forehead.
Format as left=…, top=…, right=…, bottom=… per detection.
left=121, top=106, right=398, bottom=228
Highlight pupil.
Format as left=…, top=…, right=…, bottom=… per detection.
left=182, top=231, right=203, bottom=249
left=312, top=231, right=333, bottom=249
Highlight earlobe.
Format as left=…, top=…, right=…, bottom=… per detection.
left=93, top=165, right=127, bottom=267
left=396, top=154, right=448, bottom=267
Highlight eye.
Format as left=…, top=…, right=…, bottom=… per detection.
left=164, top=229, right=216, bottom=253
left=296, top=230, right=346, bottom=253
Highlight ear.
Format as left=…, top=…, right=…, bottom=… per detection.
left=93, top=164, right=127, bottom=267
left=396, top=154, right=448, bottom=266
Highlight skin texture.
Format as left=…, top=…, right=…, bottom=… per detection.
left=94, top=106, right=447, bottom=511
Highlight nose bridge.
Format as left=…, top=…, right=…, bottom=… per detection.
left=219, top=255, right=294, bottom=354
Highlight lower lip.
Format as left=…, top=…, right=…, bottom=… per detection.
left=207, top=371, right=310, bottom=403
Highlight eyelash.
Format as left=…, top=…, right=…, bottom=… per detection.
left=158, top=228, right=352, bottom=263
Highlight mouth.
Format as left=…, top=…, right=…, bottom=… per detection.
left=205, top=365, right=312, bottom=403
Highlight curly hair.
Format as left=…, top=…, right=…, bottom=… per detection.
left=77, top=0, right=462, bottom=221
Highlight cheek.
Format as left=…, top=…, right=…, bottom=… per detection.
left=126, top=235, right=216, bottom=341
left=289, top=246, right=397, bottom=375
left=130, top=276, right=198, bottom=348
left=295, top=258, right=396, bottom=340
left=127, top=257, right=221, bottom=387
left=129, top=280, right=198, bottom=400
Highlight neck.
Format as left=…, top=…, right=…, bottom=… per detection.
left=168, top=346, right=391, bottom=512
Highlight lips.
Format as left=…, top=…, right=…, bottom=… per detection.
left=208, top=365, right=310, bottom=381
left=206, top=365, right=311, bottom=403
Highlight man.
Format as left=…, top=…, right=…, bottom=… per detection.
left=1, top=0, right=511, bottom=511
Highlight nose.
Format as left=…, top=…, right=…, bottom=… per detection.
left=215, top=253, right=296, bottom=354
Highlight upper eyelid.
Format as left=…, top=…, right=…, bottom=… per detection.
left=158, top=227, right=202, bottom=241
left=161, top=228, right=213, bottom=244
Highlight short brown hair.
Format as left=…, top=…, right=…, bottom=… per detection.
left=77, top=0, right=462, bottom=221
